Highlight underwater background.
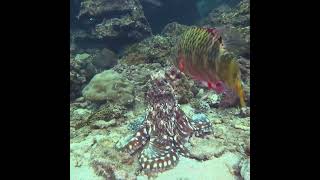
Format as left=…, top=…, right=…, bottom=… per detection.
left=70, top=0, right=250, bottom=179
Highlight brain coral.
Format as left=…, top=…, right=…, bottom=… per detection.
left=82, top=70, right=134, bottom=105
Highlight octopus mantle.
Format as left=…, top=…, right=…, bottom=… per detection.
left=122, top=70, right=213, bottom=174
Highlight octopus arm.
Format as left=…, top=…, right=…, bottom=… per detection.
left=139, top=136, right=179, bottom=174
left=175, top=111, right=194, bottom=137
left=124, top=126, right=150, bottom=155
left=191, top=121, right=213, bottom=137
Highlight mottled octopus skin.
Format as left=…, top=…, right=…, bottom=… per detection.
left=122, top=72, right=213, bottom=174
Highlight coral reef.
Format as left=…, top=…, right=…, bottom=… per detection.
left=161, top=22, right=189, bottom=39
left=73, top=0, right=152, bottom=50
left=203, top=91, right=220, bottom=107
left=119, top=71, right=213, bottom=175
left=71, top=102, right=127, bottom=130
left=120, top=35, right=173, bottom=66
left=88, top=103, right=126, bottom=122
left=200, top=0, right=250, bottom=59
left=70, top=108, right=92, bottom=122
left=91, top=120, right=116, bottom=129
left=190, top=99, right=211, bottom=113
left=91, top=160, right=116, bottom=179
left=189, top=135, right=225, bottom=160
left=202, top=0, right=249, bottom=28
left=70, top=128, right=139, bottom=180
left=70, top=54, right=99, bottom=101
left=70, top=48, right=120, bottom=101
left=91, top=48, right=118, bottom=69
left=70, top=105, right=93, bottom=137
left=82, top=69, right=134, bottom=106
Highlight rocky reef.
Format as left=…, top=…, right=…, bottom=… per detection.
left=70, top=48, right=119, bottom=101
left=70, top=54, right=98, bottom=100
left=161, top=22, right=189, bottom=39
left=202, top=0, right=249, bottom=28
left=200, top=0, right=250, bottom=59
left=120, top=35, right=174, bottom=66
left=72, top=0, right=152, bottom=51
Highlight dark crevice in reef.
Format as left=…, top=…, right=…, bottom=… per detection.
left=74, top=36, right=139, bottom=54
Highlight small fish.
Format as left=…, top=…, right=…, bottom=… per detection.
left=174, top=27, right=246, bottom=107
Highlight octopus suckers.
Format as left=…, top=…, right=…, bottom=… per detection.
left=164, top=161, right=167, bottom=167
left=165, top=146, right=170, bottom=149
left=146, top=164, right=150, bottom=169
left=159, top=163, right=163, bottom=168
left=172, top=155, right=177, bottom=161
left=163, top=135, right=168, bottom=139
left=160, top=156, right=165, bottom=160
left=129, top=145, right=132, bottom=149
left=166, top=154, right=170, bottom=157
left=174, top=136, right=178, bottom=141
left=136, top=132, right=141, bottom=136
left=153, top=163, right=157, bottom=168
left=143, top=128, right=147, bottom=134
left=168, top=160, right=171, bottom=165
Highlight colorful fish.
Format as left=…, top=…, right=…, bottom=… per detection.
left=173, top=27, right=246, bottom=107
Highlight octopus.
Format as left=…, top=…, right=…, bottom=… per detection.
left=121, top=69, right=213, bottom=174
